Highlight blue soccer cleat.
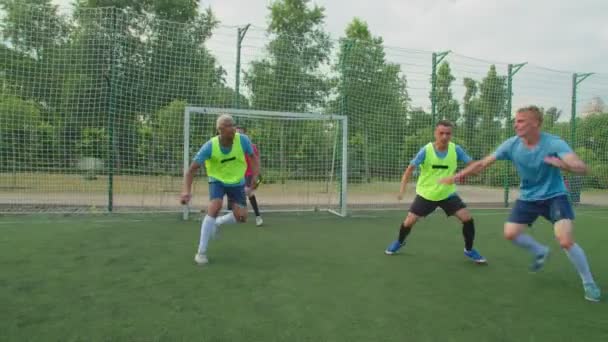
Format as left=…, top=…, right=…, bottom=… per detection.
left=464, top=248, right=487, bottom=264
left=530, top=247, right=550, bottom=272
left=583, top=283, right=601, bottom=302
left=385, top=240, right=404, bottom=255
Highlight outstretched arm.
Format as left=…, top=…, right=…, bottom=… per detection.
left=181, top=162, right=201, bottom=204
left=398, top=165, right=416, bottom=200
left=439, top=155, right=497, bottom=184
left=249, top=153, right=259, bottom=186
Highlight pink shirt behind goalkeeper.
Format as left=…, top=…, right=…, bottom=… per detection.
left=245, top=143, right=259, bottom=176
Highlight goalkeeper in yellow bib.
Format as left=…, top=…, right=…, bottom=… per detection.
left=385, top=120, right=487, bottom=264
left=181, top=114, right=258, bottom=265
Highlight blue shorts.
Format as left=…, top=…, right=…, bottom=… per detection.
left=507, top=195, right=575, bottom=224
left=208, top=182, right=247, bottom=207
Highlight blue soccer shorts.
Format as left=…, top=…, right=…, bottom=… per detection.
left=507, top=195, right=575, bottom=224
left=208, top=182, right=247, bottom=207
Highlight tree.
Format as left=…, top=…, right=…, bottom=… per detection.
left=70, top=1, right=224, bottom=172
left=329, top=18, right=409, bottom=181
left=147, top=100, right=187, bottom=174
left=476, top=65, right=507, bottom=157
left=244, top=0, right=332, bottom=112
left=543, top=106, right=562, bottom=128
left=0, top=94, right=44, bottom=174
left=0, top=0, right=68, bottom=59
left=244, top=0, right=332, bottom=182
left=0, top=0, right=69, bottom=110
left=462, top=77, right=480, bottom=153
left=433, top=62, right=459, bottom=123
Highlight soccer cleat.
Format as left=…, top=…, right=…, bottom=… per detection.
left=583, top=283, right=601, bottom=302
left=255, top=216, right=264, bottom=227
left=529, top=247, right=550, bottom=272
left=194, top=253, right=208, bottom=265
left=464, top=248, right=487, bottom=264
left=385, top=240, right=404, bottom=255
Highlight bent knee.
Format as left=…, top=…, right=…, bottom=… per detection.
left=504, top=230, right=518, bottom=241
left=404, top=213, right=418, bottom=226
left=503, top=223, right=523, bottom=240
left=557, top=236, right=574, bottom=249
left=235, top=210, right=248, bottom=223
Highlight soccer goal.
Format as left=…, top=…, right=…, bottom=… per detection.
left=183, top=107, right=348, bottom=219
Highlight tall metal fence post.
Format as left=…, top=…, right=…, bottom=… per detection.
left=234, top=24, right=250, bottom=109
left=430, top=51, right=450, bottom=128
left=503, top=62, right=526, bottom=207
left=106, top=9, right=119, bottom=212
left=569, top=72, right=593, bottom=204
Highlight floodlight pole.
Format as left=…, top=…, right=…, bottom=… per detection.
left=570, top=72, right=593, bottom=148
left=430, top=50, right=451, bottom=128
left=234, top=24, right=251, bottom=109
left=503, top=62, right=526, bottom=207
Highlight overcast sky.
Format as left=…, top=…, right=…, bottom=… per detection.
left=202, top=0, right=608, bottom=72
left=52, top=0, right=607, bottom=112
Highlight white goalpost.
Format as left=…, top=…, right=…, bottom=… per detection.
left=183, top=107, right=348, bottom=220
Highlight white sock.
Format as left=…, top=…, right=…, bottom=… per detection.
left=216, top=212, right=236, bottom=226
left=197, top=215, right=216, bottom=255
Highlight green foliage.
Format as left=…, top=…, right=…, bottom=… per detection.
left=1, top=1, right=607, bottom=194
left=244, top=0, right=332, bottom=112
left=329, top=18, right=409, bottom=181
left=77, top=127, right=109, bottom=159
left=433, top=62, right=459, bottom=123
left=149, top=100, right=187, bottom=174
left=0, top=94, right=44, bottom=171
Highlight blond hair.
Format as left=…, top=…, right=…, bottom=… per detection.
left=216, top=114, right=234, bottom=130
left=516, top=105, right=543, bottom=125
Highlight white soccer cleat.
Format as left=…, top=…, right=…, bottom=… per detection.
left=194, top=253, right=208, bottom=265
left=255, top=216, right=264, bottom=227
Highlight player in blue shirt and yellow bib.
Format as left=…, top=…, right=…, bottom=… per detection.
left=181, top=114, right=258, bottom=266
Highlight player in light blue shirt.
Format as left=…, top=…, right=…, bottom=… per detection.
left=441, top=105, right=600, bottom=302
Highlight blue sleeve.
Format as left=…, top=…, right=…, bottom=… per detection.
left=550, top=137, right=573, bottom=158
left=409, top=147, right=426, bottom=167
left=492, top=138, right=514, bottom=161
left=240, top=134, right=254, bottom=156
left=193, top=140, right=212, bottom=165
left=456, top=145, right=473, bottom=163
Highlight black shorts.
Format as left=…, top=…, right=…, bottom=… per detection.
left=409, top=194, right=466, bottom=217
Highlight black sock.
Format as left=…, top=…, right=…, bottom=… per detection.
left=462, top=219, right=475, bottom=251
left=249, top=195, right=260, bottom=216
left=398, top=223, right=412, bottom=244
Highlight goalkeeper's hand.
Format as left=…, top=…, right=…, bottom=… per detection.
left=252, top=174, right=263, bottom=189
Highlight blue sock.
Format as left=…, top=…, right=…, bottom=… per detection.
left=512, top=233, right=546, bottom=256
left=565, top=243, right=595, bottom=284
left=198, top=215, right=216, bottom=255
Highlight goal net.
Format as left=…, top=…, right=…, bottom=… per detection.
left=183, top=107, right=348, bottom=218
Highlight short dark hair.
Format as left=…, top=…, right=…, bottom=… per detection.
left=436, top=119, right=453, bottom=128
left=236, top=126, right=247, bottom=133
